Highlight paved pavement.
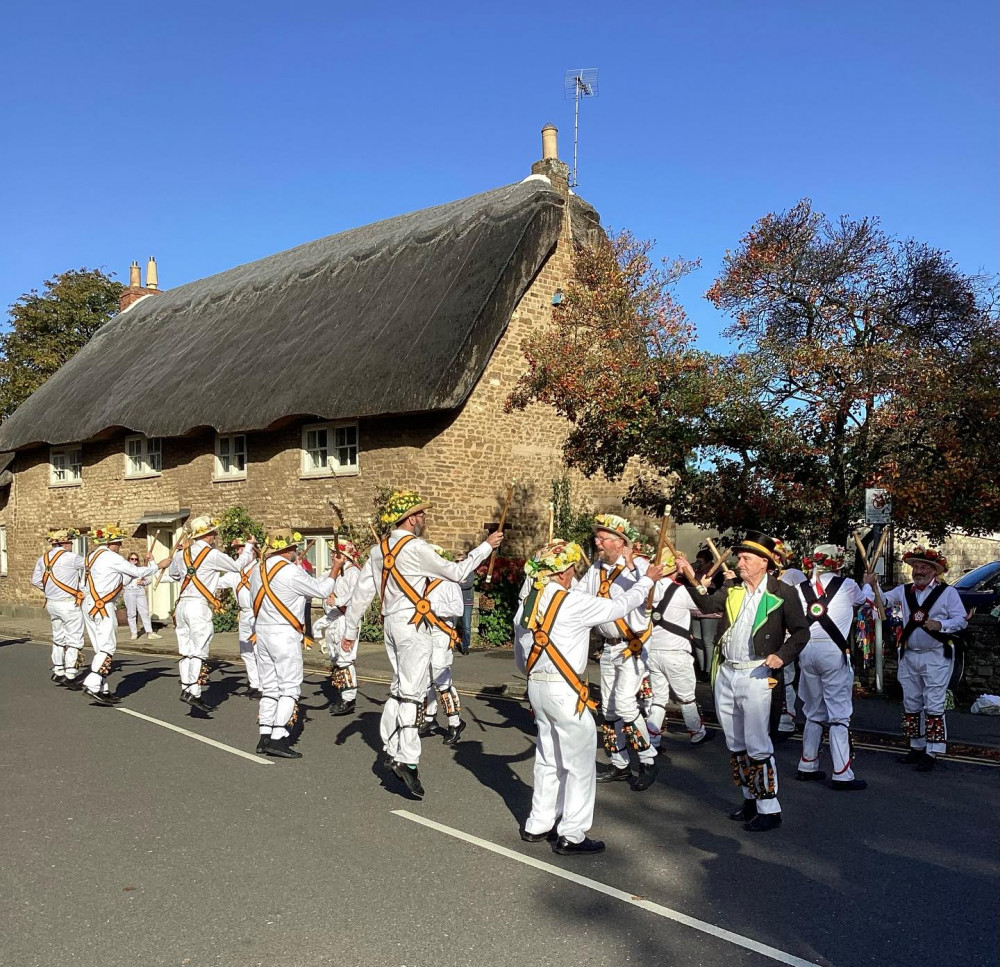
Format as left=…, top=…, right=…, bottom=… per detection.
left=1, top=635, right=998, bottom=967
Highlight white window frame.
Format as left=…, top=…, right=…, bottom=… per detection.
left=300, top=421, right=359, bottom=478
left=49, top=445, right=83, bottom=487
left=0, top=525, right=7, bottom=577
left=214, top=433, right=247, bottom=481
left=124, top=435, right=162, bottom=479
left=301, top=533, right=336, bottom=577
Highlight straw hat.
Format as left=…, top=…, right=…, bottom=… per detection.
left=902, top=546, right=948, bottom=574
left=802, top=544, right=846, bottom=572
left=189, top=515, right=221, bottom=540
left=47, top=527, right=80, bottom=545
left=264, top=529, right=304, bottom=558
left=326, top=537, right=360, bottom=565
left=379, top=490, right=432, bottom=528
left=92, top=523, right=128, bottom=545
left=592, top=513, right=639, bottom=542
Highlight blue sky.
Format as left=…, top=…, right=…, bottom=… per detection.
left=1, top=1, right=996, bottom=352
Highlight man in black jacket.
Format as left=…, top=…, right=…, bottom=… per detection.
left=696, top=531, right=810, bottom=832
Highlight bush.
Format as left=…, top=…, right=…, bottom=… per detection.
left=474, top=556, right=525, bottom=647
left=212, top=589, right=239, bottom=632
left=359, top=599, right=383, bottom=642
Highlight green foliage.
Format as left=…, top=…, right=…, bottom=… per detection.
left=551, top=475, right=596, bottom=552
left=212, top=591, right=239, bottom=633
left=217, top=506, right=266, bottom=549
left=0, top=268, right=124, bottom=419
left=359, top=599, right=383, bottom=642
left=474, top=557, right=525, bottom=647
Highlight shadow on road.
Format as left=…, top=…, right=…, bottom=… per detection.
left=115, top=663, right=173, bottom=698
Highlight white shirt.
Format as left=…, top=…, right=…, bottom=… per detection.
left=322, top=562, right=361, bottom=618
left=794, top=571, right=873, bottom=646
left=344, top=529, right=492, bottom=640
left=219, top=562, right=259, bottom=640
left=882, top=580, right=968, bottom=652
left=647, top=577, right=700, bottom=652
left=249, top=556, right=336, bottom=630
left=83, top=547, right=158, bottom=606
left=31, top=548, right=85, bottom=603
left=513, top=576, right=653, bottom=676
left=724, top=579, right=768, bottom=662
left=577, top=556, right=650, bottom=643
left=168, top=539, right=254, bottom=602
left=780, top=568, right=808, bottom=587
left=428, top=577, right=464, bottom=622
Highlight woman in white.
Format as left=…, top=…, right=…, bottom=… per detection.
left=123, top=551, right=160, bottom=640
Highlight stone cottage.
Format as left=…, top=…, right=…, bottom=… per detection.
left=0, top=127, right=633, bottom=620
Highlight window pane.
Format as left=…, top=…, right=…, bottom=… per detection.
left=234, top=435, right=246, bottom=471
left=148, top=438, right=162, bottom=472
left=69, top=448, right=82, bottom=480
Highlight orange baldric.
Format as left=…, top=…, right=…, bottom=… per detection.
left=179, top=545, right=223, bottom=612
left=380, top=536, right=459, bottom=644
left=42, top=548, right=84, bottom=606
left=424, top=578, right=460, bottom=648
left=85, top=547, right=123, bottom=619
left=596, top=564, right=651, bottom=654
left=252, top=558, right=305, bottom=636
left=525, top=588, right=596, bottom=716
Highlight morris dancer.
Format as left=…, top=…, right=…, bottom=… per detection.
left=697, top=531, right=809, bottom=832
left=515, top=540, right=665, bottom=855
left=579, top=514, right=658, bottom=792
left=78, top=524, right=167, bottom=704
left=871, top=546, right=967, bottom=772
left=31, top=528, right=85, bottom=685
left=251, top=529, right=338, bottom=758
left=420, top=545, right=466, bottom=745
left=775, top=540, right=807, bottom=734
left=320, top=538, right=362, bottom=716
left=167, top=516, right=254, bottom=712
left=343, top=490, right=501, bottom=798
left=793, top=545, right=873, bottom=790
left=218, top=537, right=261, bottom=699
left=645, top=548, right=712, bottom=748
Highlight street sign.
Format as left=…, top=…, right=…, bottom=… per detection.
left=865, top=488, right=892, bottom=524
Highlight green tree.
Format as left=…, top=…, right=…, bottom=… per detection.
left=0, top=268, right=124, bottom=419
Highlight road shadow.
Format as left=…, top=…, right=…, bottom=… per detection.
left=115, top=663, right=173, bottom=698
left=0, top=636, right=31, bottom=648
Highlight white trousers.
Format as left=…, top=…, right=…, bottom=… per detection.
left=525, top=678, right=598, bottom=845
left=124, top=589, right=152, bottom=635
left=239, top=637, right=260, bottom=690
left=256, top=625, right=304, bottom=740
left=82, top=608, right=117, bottom=693
left=425, top=627, right=460, bottom=726
left=645, top=648, right=705, bottom=745
left=600, top=646, right=655, bottom=768
left=46, top=599, right=84, bottom=677
left=898, top=648, right=953, bottom=756
left=797, top=640, right=856, bottom=780
left=778, top=661, right=798, bottom=732
left=175, top=598, right=215, bottom=697
left=715, top=662, right=780, bottom=814
left=380, top=614, right=433, bottom=766
left=325, top=614, right=358, bottom=701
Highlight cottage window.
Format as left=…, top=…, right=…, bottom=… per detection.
left=125, top=435, right=162, bottom=478
left=301, top=533, right=337, bottom=575
left=0, top=525, right=7, bottom=577
left=214, top=434, right=247, bottom=480
left=301, top=422, right=359, bottom=477
left=49, top=446, right=83, bottom=486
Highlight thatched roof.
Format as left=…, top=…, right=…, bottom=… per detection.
left=0, top=179, right=600, bottom=451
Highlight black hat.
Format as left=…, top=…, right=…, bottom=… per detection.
left=732, top=531, right=782, bottom=568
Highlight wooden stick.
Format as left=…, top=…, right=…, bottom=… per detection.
left=704, top=546, right=732, bottom=580
left=706, top=538, right=724, bottom=563
left=871, top=528, right=890, bottom=570
left=645, top=514, right=672, bottom=617
left=484, top=481, right=515, bottom=583
left=853, top=530, right=886, bottom=620
left=547, top=501, right=554, bottom=544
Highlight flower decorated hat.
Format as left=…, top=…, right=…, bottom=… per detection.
left=802, top=544, right=846, bottom=572
left=525, top=539, right=584, bottom=589
left=264, top=529, right=304, bottom=558
left=326, top=537, right=360, bottom=565
left=47, top=527, right=81, bottom=544
left=773, top=539, right=794, bottom=565
left=733, top=530, right=783, bottom=567
left=92, top=523, right=127, bottom=545
left=189, top=515, right=221, bottom=540
left=592, top=513, right=639, bottom=542
left=379, top=490, right=432, bottom=528
left=902, top=546, right=948, bottom=574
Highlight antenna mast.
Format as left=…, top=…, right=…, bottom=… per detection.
left=563, top=68, right=599, bottom=188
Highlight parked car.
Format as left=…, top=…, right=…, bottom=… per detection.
left=953, top=561, right=1000, bottom=613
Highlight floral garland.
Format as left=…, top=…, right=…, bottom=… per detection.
left=47, top=527, right=81, bottom=542
left=92, top=523, right=127, bottom=543
left=593, top=513, right=639, bottom=543
left=378, top=490, right=424, bottom=527
left=525, top=540, right=583, bottom=589
left=267, top=531, right=303, bottom=552
left=801, top=546, right=845, bottom=572
left=902, top=546, right=948, bottom=571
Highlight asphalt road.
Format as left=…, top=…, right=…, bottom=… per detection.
left=1, top=637, right=997, bottom=967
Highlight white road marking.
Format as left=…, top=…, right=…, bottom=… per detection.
left=393, top=810, right=821, bottom=967
left=115, top=707, right=273, bottom=765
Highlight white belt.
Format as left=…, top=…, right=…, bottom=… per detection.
left=529, top=671, right=567, bottom=683
left=724, top=658, right=766, bottom=670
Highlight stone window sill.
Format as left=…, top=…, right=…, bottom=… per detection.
left=125, top=472, right=162, bottom=481
left=48, top=481, right=82, bottom=490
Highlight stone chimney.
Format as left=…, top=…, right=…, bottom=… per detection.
left=119, top=257, right=164, bottom=313
left=530, top=124, right=570, bottom=195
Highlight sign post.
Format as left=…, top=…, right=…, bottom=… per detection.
left=864, top=489, right=892, bottom=693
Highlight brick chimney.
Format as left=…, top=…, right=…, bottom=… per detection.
left=530, top=124, right=570, bottom=196
left=119, top=257, right=164, bottom=313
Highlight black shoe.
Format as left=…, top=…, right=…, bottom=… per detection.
left=417, top=720, right=436, bottom=738
left=331, top=698, right=356, bottom=717
left=83, top=687, right=117, bottom=706
left=183, top=693, right=213, bottom=713
left=897, top=748, right=923, bottom=765
left=553, top=836, right=605, bottom=855
left=597, top=766, right=631, bottom=784
left=391, top=762, right=425, bottom=798
left=795, top=769, right=827, bottom=782
left=743, top=812, right=782, bottom=832
left=630, top=762, right=658, bottom=792
left=729, top=800, right=757, bottom=822
left=65, top=678, right=84, bottom=691
left=830, top=778, right=867, bottom=791
left=255, top=735, right=271, bottom=755
left=246, top=688, right=262, bottom=701
left=51, top=673, right=66, bottom=685
left=265, top=737, right=302, bottom=759
left=915, top=752, right=937, bottom=772
left=690, top=729, right=715, bottom=746
left=520, top=827, right=558, bottom=843
left=443, top=720, right=467, bottom=747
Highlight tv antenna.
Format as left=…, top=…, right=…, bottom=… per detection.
left=564, top=68, right=599, bottom=188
